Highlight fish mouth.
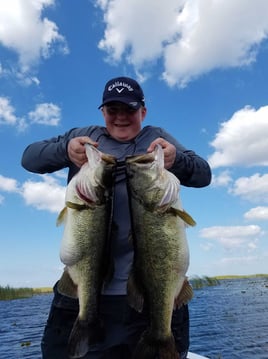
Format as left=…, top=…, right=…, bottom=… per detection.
left=126, top=144, right=163, bottom=165
left=126, top=152, right=155, bottom=165
left=101, top=153, right=117, bottom=164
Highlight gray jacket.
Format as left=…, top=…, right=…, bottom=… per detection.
left=21, top=125, right=211, bottom=294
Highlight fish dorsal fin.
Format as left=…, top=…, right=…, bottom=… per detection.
left=56, top=206, right=68, bottom=226
left=174, top=279, right=194, bottom=309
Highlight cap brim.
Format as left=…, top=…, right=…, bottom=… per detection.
left=98, top=98, right=142, bottom=110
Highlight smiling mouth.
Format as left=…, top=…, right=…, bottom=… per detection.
left=115, top=123, right=130, bottom=127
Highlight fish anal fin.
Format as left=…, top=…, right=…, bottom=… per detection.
left=57, top=269, right=78, bottom=298
left=127, top=269, right=144, bottom=313
left=174, top=279, right=194, bottom=309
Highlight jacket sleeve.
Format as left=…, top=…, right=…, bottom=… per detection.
left=21, top=127, right=92, bottom=174
left=159, top=128, right=212, bottom=188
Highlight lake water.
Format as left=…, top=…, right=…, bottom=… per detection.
left=0, top=277, right=267, bottom=359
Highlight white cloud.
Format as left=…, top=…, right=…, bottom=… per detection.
left=0, top=97, right=61, bottom=129
left=208, top=106, right=268, bottom=168
left=96, top=0, right=268, bottom=86
left=230, top=173, right=268, bottom=203
left=21, top=175, right=65, bottom=213
left=0, top=0, right=68, bottom=74
left=199, top=225, right=262, bottom=251
left=244, top=206, right=268, bottom=221
left=0, top=97, right=18, bottom=126
left=0, top=172, right=66, bottom=212
left=28, top=103, right=61, bottom=126
left=98, top=0, right=183, bottom=66
left=211, top=170, right=233, bottom=187
left=0, top=174, right=20, bottom=204
left=0, top=174, right=20, bottom=192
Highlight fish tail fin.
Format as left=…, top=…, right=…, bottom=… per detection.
left=133, top=330, right=178, bottom=359
left=68, top=318, right=105, bottom=358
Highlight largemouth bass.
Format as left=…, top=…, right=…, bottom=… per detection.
left=125, top=144, right=195, bottom=359
left=57, top=143, right=116, bottom=359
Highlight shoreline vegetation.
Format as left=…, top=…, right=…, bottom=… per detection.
left=1, top=274, right=267, bottom=301
left=0, top=286, right=52, bottom=301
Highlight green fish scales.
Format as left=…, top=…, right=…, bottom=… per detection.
left=126, top=144, right=194, bottom=359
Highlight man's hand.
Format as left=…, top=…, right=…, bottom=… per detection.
left=147, top=138, right=176, bottom=169
left=67, top=136, right=98, bottom=168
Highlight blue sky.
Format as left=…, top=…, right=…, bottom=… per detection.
left=1, top=0, right=268, bottom=288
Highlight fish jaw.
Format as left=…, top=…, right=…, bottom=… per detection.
left=126, top=145, right=180, bottom=211
left=73, top=144, right=116, bottom=205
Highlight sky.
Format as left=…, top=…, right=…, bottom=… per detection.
left=1, top=0, right=268, bottom=288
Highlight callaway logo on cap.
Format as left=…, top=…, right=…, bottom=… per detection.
left=98, top=76, right=145, bottom=110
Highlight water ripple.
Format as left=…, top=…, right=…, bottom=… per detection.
left=0, top=278, right=267, bottom=359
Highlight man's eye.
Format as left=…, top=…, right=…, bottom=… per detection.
left=106, top=107, right=137, bottom=115
left=107, top=107, right=117, bottom=114
left=127, top=108, right=137, bottom=114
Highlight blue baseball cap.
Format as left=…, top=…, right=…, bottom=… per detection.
left=98, top=76, right=145, bottom=109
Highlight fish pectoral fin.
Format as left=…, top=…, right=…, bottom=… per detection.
left=174, top=279, right=194, bottom=309
left=169, top=207, right=196, bottom=226
left=56, top=207, right=68, bottom=226
left=57, top=269, right=78, bottom=298
left=127, top=269, right=144, bottom=313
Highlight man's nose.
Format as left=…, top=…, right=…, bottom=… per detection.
left=116, top=110, right=128, bottom=117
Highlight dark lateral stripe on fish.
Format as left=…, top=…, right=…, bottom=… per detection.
left=167, top=207, right=196, bottom=226
left=66, top=201, right=90, bottom=211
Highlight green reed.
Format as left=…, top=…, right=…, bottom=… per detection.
left=0, top=285, right=34, bottom=300
left=190, top=276, right=220, bottom=290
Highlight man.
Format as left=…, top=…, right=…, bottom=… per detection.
left=22, top=76, right=211, bottom=358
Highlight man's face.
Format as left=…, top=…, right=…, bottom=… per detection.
left=102, top=102, right=147, bottom=141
